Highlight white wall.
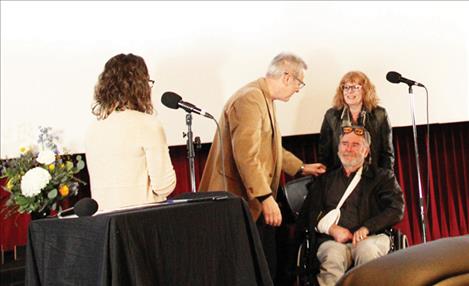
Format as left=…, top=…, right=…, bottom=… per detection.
left=1, top=1, right=469, bottom=158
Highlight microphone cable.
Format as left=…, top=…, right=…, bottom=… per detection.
left=423, top=86, right=431, bottom=218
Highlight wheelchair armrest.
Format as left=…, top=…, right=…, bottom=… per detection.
left=385, top=228, right=409, bottom=252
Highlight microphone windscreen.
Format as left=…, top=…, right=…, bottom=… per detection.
left=74, top=197, right=99, bottom=217
left=161, top=92, right=182, bottom=109
left=386, top=71, right=401, bottom=84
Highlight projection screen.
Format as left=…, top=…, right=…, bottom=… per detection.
left=1, top=1, right=468, bottom=158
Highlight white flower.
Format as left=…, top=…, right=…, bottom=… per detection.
left=21, top=167, right=51, bottom=197
left=37, top=149, right=56, bottom=165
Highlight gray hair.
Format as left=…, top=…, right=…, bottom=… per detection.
left=266, top=52, right=308, bottom=78
left=339, top=126, right=372, bottom=148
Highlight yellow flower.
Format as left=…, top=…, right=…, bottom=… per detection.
left=59, top=185, right=69, bottom=197
left=19, top=146, right=30, bottom=153
left=6, top=180, right=14, bottom=190
left=48, top=164, right=55, bottom=171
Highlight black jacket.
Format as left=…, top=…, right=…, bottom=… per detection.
left=318, top=106, right=395, bottom=171
left=298, top=165, right=404, bottom=241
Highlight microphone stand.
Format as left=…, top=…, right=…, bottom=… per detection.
left=184, top=112, right=197, bottom=192
left=408, top=85, right=427, bottom=243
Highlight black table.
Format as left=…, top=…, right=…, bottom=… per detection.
left=25, top=193, right=273, bottom=286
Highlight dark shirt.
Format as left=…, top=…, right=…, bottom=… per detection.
left=325, top=169, right=361, bottom=232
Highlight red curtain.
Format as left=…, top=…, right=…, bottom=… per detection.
left=0, top=178, right=31, bottom=251
left=1, top=121, right=468, bottom=249
left=169, top=144, right=210, bottom=197
left=392, top=122, right=469, bottom=245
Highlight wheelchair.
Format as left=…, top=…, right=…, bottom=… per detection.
left=281, top=176, right=408, bottom=286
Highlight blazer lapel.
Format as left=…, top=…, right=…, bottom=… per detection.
left=258, top=78, right=276, bottom=137
left=257, top=79, right=281, bottom=182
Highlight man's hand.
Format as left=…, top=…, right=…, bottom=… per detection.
left=261, top=196, right=282, bottom=227
left=303, top=163, right=327, bottom=176
left=352, top=226, right=370, bottom=246
left=329, top=224, right=353, bottom=243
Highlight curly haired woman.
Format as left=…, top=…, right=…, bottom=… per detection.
left=85, top=53, right=176, bottom=211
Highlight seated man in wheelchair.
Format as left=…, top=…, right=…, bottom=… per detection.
left=297, top=126, right=404, bottom=286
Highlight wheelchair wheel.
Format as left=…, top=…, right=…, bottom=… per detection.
left=296, top=236, right=318, bottom=286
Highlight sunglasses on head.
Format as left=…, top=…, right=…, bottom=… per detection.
left=342, top=126, right=365, bottom=136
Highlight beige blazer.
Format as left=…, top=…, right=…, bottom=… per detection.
left=199, top=78, right=302, bottom=221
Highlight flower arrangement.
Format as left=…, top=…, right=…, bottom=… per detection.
left=1, top=127, right=85, bottom=217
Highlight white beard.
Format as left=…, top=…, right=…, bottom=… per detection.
left=338, top=152, right=365, bottom=169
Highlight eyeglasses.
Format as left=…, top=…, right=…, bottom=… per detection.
left=342, top=84, right=362, bottom=92
left=285, top=72, right=306, bottom=89
left=148, top=79, right=155, bottom=88
left=342, top=126, right=365, bottom=136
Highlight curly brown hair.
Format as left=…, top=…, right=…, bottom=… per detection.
left=332, top=71, right=379, bottom=111
left=92, top=53, right=153, bottom=119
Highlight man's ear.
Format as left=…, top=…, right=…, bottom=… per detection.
left=363, top=146, right=370, bottom=158
left=281, top=72, right=290, bottom=86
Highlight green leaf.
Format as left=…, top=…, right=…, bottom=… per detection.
left=47, top=189, right=58, bottom=199
left=66, top=161, right=73, bottom=171
left=15, top=195, right=28, bottom=204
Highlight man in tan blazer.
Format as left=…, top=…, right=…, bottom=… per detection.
left=199, top=52, right=326, bottom=280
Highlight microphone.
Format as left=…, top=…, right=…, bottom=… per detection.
left=161, top=91, right=214, bottom=119
left=386, top=71, right=425, bottom=87
left=58, top=197, right=99, bottom=218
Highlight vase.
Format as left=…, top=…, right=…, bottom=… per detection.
left=30, top=209, right=51, bottom=220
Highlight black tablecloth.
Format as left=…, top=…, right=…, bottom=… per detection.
left=25, top=194, right=273, bottom=286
